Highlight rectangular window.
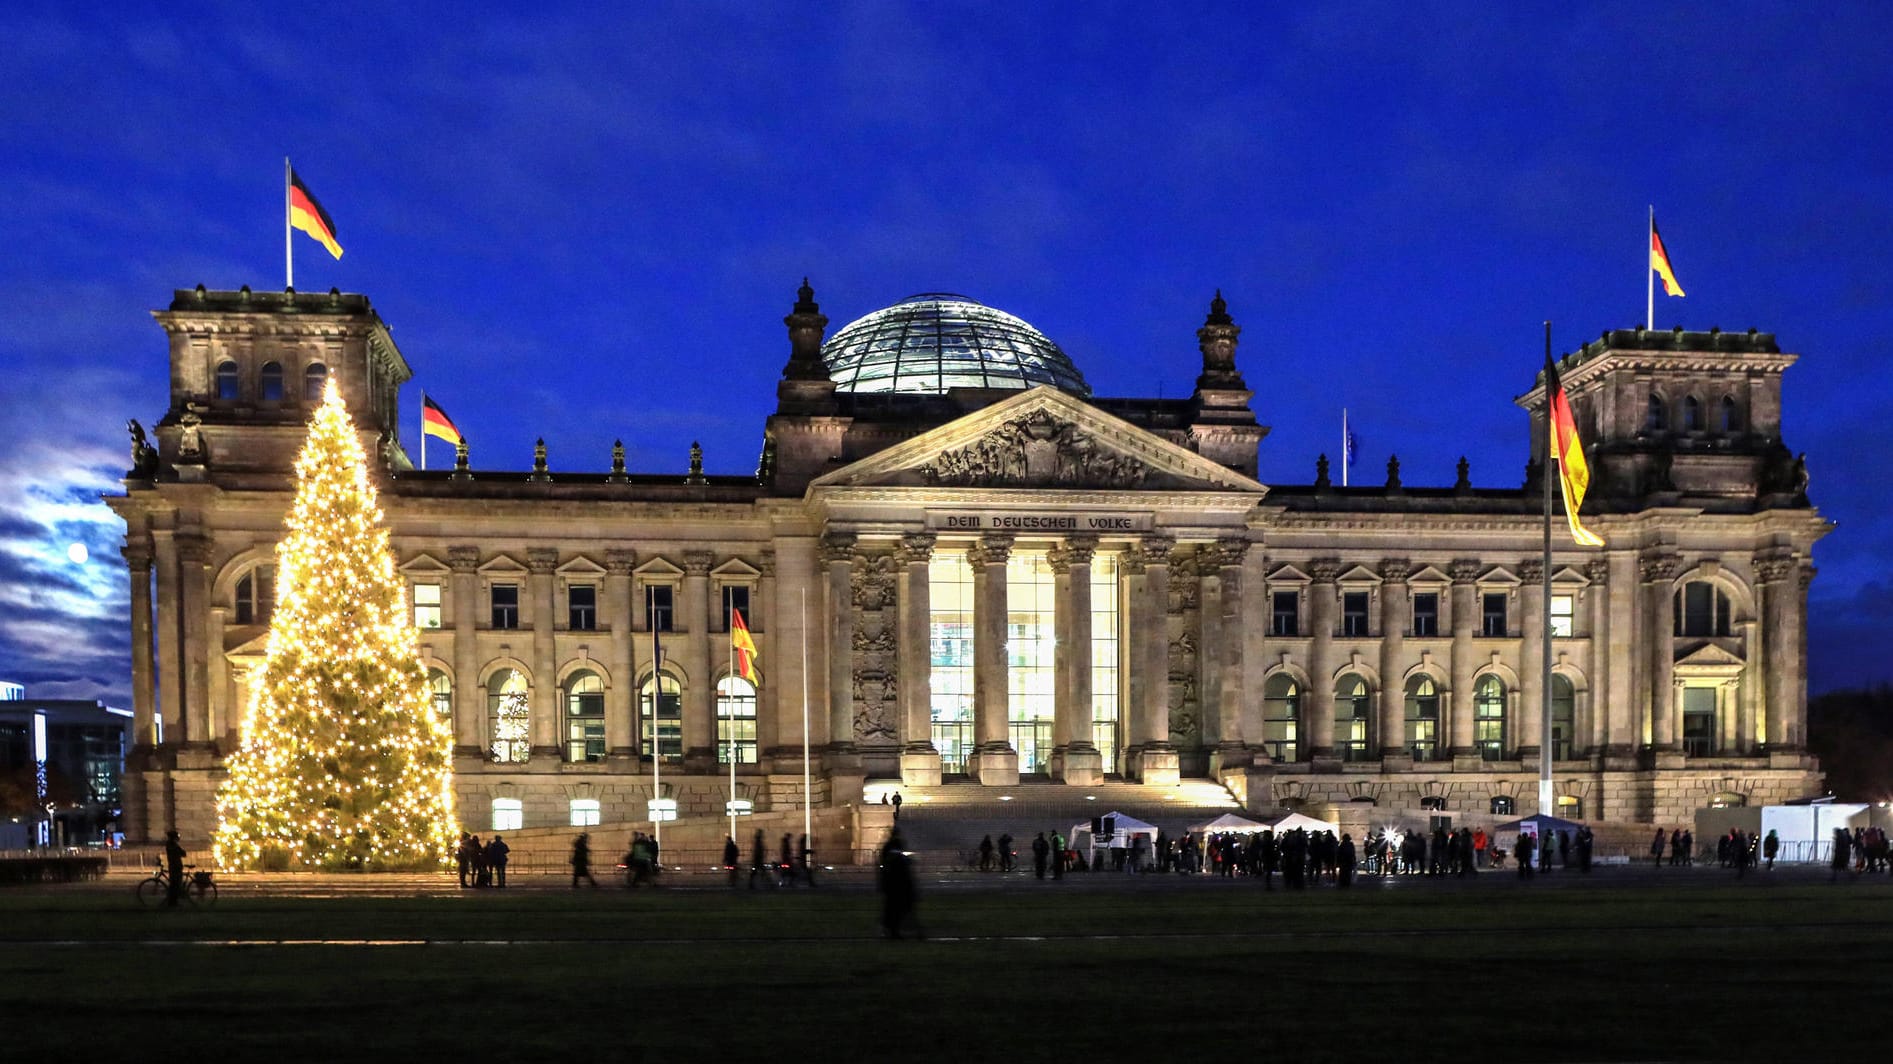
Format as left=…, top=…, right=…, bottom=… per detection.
left=412, top=582, right=442, bottom=629
left=645, top=584, right=675, bottom=632
left=491, top=798, right=523, bottom=832
left=1271, top=591, right=1299, bottom=637
left=1550, top=594, right=1575, bottom=638
left=930, top=553, right=975, bottom=775
left=1091, top=554, right=1120, bottom=774
left=569, top=798, right=601, bottom=827
left=721, top=585, right=751, bottom=631
left=1481, top=592, right=1508, bottom=637
left=1007, top=551, right=1056, bottom=774
left=490, top=583, right=519, bottom=629
left=1412, top=593, right=1439, bottom=637
left=1682, top=686, right=1718, bottom=757
left=568, top=584, right=597, bottom=631
left=1342, top=591, right=1370, bottom=637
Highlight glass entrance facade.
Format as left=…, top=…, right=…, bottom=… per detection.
left=929, top=552, right=975, bottom=773
left=1008, top=551, right=1056, bottom=773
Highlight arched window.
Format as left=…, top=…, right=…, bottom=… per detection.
left=233, top=567, right=274, bottom=625
left=1474, top=675, right=1507, bottom=761
left=303, top=362, right=329, bottom=401
left=1645, top=393, right=1666, bottom=432
left=1261, top=674, right=1300, bottom=762
left=215, top=360, right=240, bottom=400
left=564, top=670, right=605, bottom=763
left=1674, top=580, right=1733, bottom=637
left=260, top=361, right=284, bottom=401
left=1489, top=795, right=1515, bottom=815
left=1333, top=676, right=1371, bottom=762
left=1404, top=676, right=1440, bottom=761
left=1550, top=675, right=1576, bottom=760
left=640, top=672, right=682, bottom=760
left=488, top=669, right=530, bottom=764
left=1719, top=396, right=1741, bottom=433
left=1682, top=395, right=1702, bottom=431
left=427, top=669, right=453, bottom=723
left=716, top=675, right=759, bottom=765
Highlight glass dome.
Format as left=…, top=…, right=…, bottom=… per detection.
left=820, top=294, right=1090, bottom=396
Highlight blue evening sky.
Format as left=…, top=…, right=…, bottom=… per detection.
left=2, top=3, right=1888, bottom=706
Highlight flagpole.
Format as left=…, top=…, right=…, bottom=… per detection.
left=1342, top=408, right=1349, bottom=488
left=728, top=616, right=737, bottom=841
left=285, top=157, right=293, bottom=290
left=1646, top=206, right=1654, bottom=330
left=1540, top=321, right=1556, bottom=818
left=650, top=585, right=661, bottom=849
left=800, top=587, right=812, bottom=857
left=418, top=394, right=425, bottom=471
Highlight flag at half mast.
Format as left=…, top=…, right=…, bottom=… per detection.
left=1545, top=356, right=1604, bottom=547
left=730, top=608, right=759, bottom=683
left=288, top=165, right=343, bottom=260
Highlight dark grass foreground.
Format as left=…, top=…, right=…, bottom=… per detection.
left=2, top=871, right=1889, bottom=1062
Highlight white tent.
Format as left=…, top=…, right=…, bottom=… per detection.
left=1190, top=812, right=1268, bottom=835
left=1261, top=811, right=1340, bottom=836
left=1070, top=811, right=1161, bottom=853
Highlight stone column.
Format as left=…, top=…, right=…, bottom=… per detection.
left=604, top=549, right=636, bottom=760
left=1447, top=559, right=1480, bottom=763
left=1755, top=549, right=1799, bottom=752
left=1050, top=536, right=1101, bottom=784
left=1795, top=563, right=1814, bottom=748
left=1603, top=552, right=1639, bottom=764
left=1517, top=558, right=1545, bottom=760
left=176, top=534, right=212, bottom=756
left=1119, top=548, right=1151, bottom=760
left=1586, top=558, right=1613, bottom=760
left=1134, top=536, right=1178, bottom=784
left=448, top=546, right=483, bottom=757
left=1307, top=558, right=1341, bottom=762
left=682, top=550, right=715, bottom=771
left=755, top=551, right=781, bottom=766
left=1642, top=552, right=1680, bottom=754
left=152, top=528, right=182, bottom=748
left=124, top=543, right=157, bottom=749
left=820, top=534, right=857, bottom=760
left=966, top=533, right=1018, bottom=786
left=207, top=606, right=230, bottom=748
left=1376, top=559, right=1411, bottom=760
left=896, top=534, right=942, bottom=786
left=527, top=547, right=560, bottom=759
left=1209, top=538, right=1251, bottom=773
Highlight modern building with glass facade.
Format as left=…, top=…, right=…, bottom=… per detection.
left=107, top=283, right=1829, bottom=847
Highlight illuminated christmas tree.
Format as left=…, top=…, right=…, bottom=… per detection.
left=214, top=381, right=457, bottom=871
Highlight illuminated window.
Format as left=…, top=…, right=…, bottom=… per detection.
left=412, top=582, right=441, bottom=628
left=488, top=669, right=530, bottom=764
left=303, top=363, right=328, bottom=401
left=491, top=798, right=523, bottom=831
left=490, top=583, right=519, bottom=629
left=1411, top=592, right=1439, bottom=637
left=427, top=669, right=452, bottom=722
left=1007, top=551, right=1055, bottom=773
left=564, top=670, right=605, bottom=763
left=716, top=675, right=758, bottom=765
left=234, top=568, right=274, bottom=626
left=567, top=584, right=596, bottom=631
left=1489, top=795, right=1515, bottom=815
left=1091, top=554, right=1120, bottom=774
left=929, top=552, right=974, bottom=774
left=1404, top=676, right=1439, bottom=761
left=1420, top=796, right=1447, bottom=812
left=640, top=672, right=682, bottom=759
left=1261, top=674, right=1300, bottom=762
left=260, top=361, right=284, bottom=401
left=215, top=360, right=239, bottom=400
left=1709, top=791, right=1746, bottom=809
left=1550, top=593, right=1575, bottom=637
left=569, top=799, right=600, bottom=827
left=1334, top=675, right=1370, bottom=761
left=1474, top=675, right=1506, bottom=761
left=1551, top=675, right=1575, bottom=760
left=1556, top=795, right=1583, bottom=819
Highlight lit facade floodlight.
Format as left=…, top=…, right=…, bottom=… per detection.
left=647, top=797, right=678, bottom=823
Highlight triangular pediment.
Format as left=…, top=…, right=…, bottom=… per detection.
left=1675, top=642, right=1746, bottom=669
left=810, top=386, right=1268, bottom=494
left=1551, top=565, right=1591, bottom=586
left=399, top=552, right=450, bottom=574
left=1408, top=565, right=1451, bottom=586
left=1479, top=566, right=1521, bottom=586
left=477, top=553, right=527, bottom=574
left=1337, top=564, right=1381, bottom=585
left=1267, top=563, right=1312, bottom=584
left=556, top=556, right=608, bottom=576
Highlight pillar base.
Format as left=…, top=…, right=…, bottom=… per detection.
left=1056, top=744, right=1104, bottom=786
left=1207, top=742, right=1252, bottom=777
left=899, top=745, right=944, bottom=787
left=1651, top=746, right=1686, bottom=770
left=1129, top=744, right=1180, bottom=786
left=970, top=743, right=1019, bottom=787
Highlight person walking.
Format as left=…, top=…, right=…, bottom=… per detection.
left=570, top=833, right=598, bottom=888
left=749, top=828, right=772, bottom=889
left=456, top=831, right=474, bottom=888
left=890, top=791, right=903, bottom=820
left=1669, top=828, right=1684, bottom=866
left=1515, top=833, right=1534, bottom=879
left=1763, top=829, right=1780, bottom=871
left=1650, top=827, right=1667, bottom=867
left=998, top=832, right=1015, bottom=873
left=779, top=833, right=796, bottom=887
left=1050, top=830, right=1065, bottom=880
left=978, top=834, right=995, bottom=872
left=878, top=830, right=921, bottom=940
left=486, top=834, right=510, bottom=888
left=1337, top=833, right=1356, bottom=889
left=1830, top=827, right=1851, bottom=883
left=1680, top=830, right=1694, bottom=866
left=1473, top=827, right=1488, bottom=869
left=723, top=835, right=741, bottom=888
left=1031, top=832, right=1050, bottom=880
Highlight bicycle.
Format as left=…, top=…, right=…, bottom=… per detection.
left=136, top=862, right=217, bottom=908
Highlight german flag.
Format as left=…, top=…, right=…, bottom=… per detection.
left=730, top=608, right=759, bottom=683
left=289, top=166, right=343, bottom=259
left=1545, top=356, right=1604, bottom=547
left=1650, top=216, right=1683, bottom=297
left=421, top=394, right=462, bottom=446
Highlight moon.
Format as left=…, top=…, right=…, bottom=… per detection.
left=67, top=542, right=88, bottom=565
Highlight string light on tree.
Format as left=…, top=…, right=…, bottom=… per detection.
left=213, top=379, right=457, bottom=871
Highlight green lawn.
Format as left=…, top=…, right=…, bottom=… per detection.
left=3, top=872, right=1888, bottom=1061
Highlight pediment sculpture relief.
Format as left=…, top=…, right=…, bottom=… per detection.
left=920, top=410, right=1150, bottom=488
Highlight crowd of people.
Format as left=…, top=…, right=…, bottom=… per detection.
left=456, top=831, right=510, bottom=888
left=721, top=828, right=817, bottom=888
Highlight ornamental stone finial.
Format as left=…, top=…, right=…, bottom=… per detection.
left=686, top=441, right=707, bottom=484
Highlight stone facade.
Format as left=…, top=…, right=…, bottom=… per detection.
left=107, top=285, right=1830, bottom=845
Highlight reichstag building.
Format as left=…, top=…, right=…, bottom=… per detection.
left=109, top=283, right=1829, bottom=846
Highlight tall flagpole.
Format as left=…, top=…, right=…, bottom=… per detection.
left=1342, top=408, right=1350, bottom=488
left=284, top=158, right=293, bottom=290
left=1646, top=206, right=1654, bottom=330
left=650, top=585, right=661, bottom=848
left=727, top=619, right=737, bottom=841
left=801, top=587, right=812, bottom=855
left=418, top=394, right=425, bottom=471
left=1540, top=321, right=1556, bottom=817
